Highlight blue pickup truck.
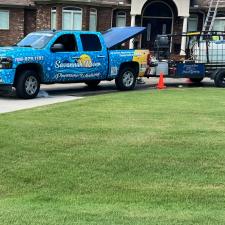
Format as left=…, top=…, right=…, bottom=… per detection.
left=0, top=27, right=149, bottom=99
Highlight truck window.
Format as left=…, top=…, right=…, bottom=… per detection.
left=53, top=34, right=77, bottom=52
left=80, top=34, right=102, bottom=51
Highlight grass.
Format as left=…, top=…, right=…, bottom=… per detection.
left=1, top=88, right=225, bottom=224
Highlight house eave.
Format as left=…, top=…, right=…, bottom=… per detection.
left=34, top=0, right=131, bottom=8
left=0, top=4, right=35, bottom=9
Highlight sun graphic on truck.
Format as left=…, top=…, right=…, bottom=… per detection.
left=77, top=54, right=93, bottom=68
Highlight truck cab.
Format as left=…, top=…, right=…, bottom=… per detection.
left=0, top=28, right=149, bottom=99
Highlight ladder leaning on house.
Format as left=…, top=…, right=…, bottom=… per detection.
left=202, top=0, right=225, bottom=33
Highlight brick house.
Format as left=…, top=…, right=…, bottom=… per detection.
left=34, top=0, right=131, bottom=32
left=1, top=0, right=225, bottom=52
left=0, top=0, right=131, bottom=46
left=0, top=0, right=36, bottom=46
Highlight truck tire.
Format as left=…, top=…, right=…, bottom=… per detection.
left=214, top=70, right=225, bottom=87
left=16, top=70, right=40, bottom=99
left=85, top=80, right=101, bottom=88
left=189, top=77, right=204, bottom=83
left=115, top=67, right=137, bottom=90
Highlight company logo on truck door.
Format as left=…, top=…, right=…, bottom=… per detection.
left=55, top=54, right=101, bottom=69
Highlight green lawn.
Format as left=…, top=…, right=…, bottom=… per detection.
left=1, top=88, right=225, bottom=225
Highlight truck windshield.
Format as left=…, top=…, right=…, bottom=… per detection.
left=17, top=33, right=54, bottom=49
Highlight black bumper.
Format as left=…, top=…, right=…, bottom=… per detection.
left=0, top=84, right=13, bottom=93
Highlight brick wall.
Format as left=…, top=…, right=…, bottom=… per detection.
left=24, top=9, right=36, bottom=35
left=36, top=4, right=116, bottom=32
left=36, top=5, right=51, bottom=30
left=0, top=8, right=25, bottom=46
left=96, top=7, right=113, bottom=31
left=39, top=4, right=130, bottom=33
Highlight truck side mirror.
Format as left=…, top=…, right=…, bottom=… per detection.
left=51, top=43, right=64, bottom=52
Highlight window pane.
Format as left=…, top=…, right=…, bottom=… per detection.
left=73, top=12, right=82, bottom=30
left=0, top=11, right=9, bottom=29
left=89, top=13, right=97, bottom=31
left=213, top=19, right=225, bottom=31
left=63, top=12, right=72, bottom=30
left=116, top=16, right=126, bottom=27
left=53, top=34, right=77, bottom=52
left=143, top=2, right=172, bottom=17
left=51, top=11, right=56, bottom=30
left=80, top=34, right=102, bottom=51
left=188, top=17, right=198, bottom=32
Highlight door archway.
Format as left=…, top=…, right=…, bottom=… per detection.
left=141, top=1, right=174, bottom=49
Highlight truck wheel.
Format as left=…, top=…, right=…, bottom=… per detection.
left=85, top=80, right=101, bottom=88
left=115, top=67, right=137, bottom=90
left=16, top=70, right=40, bottom=99
left=189, top=78, right=204, bottom=83
left=214, top=71, right=225, bottom=87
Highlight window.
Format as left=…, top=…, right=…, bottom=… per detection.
left=116, top=11, right=126, bottom=27
left=62, top=7, right=82, bottom=30
left=143, top=2, right=172, bottom=17
left=0, top=10, right=9, bottom=30
left=80, top=34, right=102, bottom=51
left=53, top=34, right=77, bottom=52
left=188, top=15, right=198, bottom=32
left=213, top=18, right=225, bottom=31
left=210, top=13, right=225, bottom=32
left=89, top=8, right=97, bottom=31
left=51, top=7, right=57, bottom=30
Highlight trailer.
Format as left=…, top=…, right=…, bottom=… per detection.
left=145, top=31, right=225, bottom=87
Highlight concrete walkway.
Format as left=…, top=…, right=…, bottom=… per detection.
left=0, top=91, right=83, bottom=114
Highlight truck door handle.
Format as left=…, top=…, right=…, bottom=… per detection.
left=97, top=55, right=106, bottom=58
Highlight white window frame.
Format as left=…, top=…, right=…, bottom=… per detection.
left=62, top=7, right=83, bottom=30
left=89, top=8, right=97, bottom=31
left=0, top=10, right=9, bottom=30
left=51, top=7, right=57, bottom=30
left=116, top=11, right=126, bottom=27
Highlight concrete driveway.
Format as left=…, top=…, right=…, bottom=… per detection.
left=0, top=78, right=215, bottom=114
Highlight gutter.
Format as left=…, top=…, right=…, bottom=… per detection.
left=34, top=0, right=131, bottom=8
left=0, top=5, right=36, bottom=9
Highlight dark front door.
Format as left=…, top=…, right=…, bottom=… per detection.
left=142, top=18, right=172, bottom=49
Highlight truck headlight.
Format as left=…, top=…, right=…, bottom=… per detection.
left=0, top=57, right=13, bottom=69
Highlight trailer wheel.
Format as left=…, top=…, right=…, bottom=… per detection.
left=189, top=78, right=204, bottom=83
left=16, top=70, right=40, bottom=99
left=85, top=80, right=101, bottom=88
left=214, top=71, right=225, bottom=87
left=115, top=67, right=137, bottom=90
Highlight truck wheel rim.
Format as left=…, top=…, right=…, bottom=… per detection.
left=122, top=71, right=134, bottom=87
left=25, top=76, right=38, bottom=95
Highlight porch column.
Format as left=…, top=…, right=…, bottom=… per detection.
left=129, top=14, right=136, bottom=49
left=180, top=16, right=188, bottom=56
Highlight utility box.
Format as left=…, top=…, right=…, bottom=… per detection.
left=156, top=61, right=169, bottom=75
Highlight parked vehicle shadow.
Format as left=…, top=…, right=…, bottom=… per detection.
left=0, top=79, right=216, bottom=99
left=42, top=78, right=216, bottom=97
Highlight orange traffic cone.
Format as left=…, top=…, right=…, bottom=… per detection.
left=157, top=72, right=166, bottom=89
